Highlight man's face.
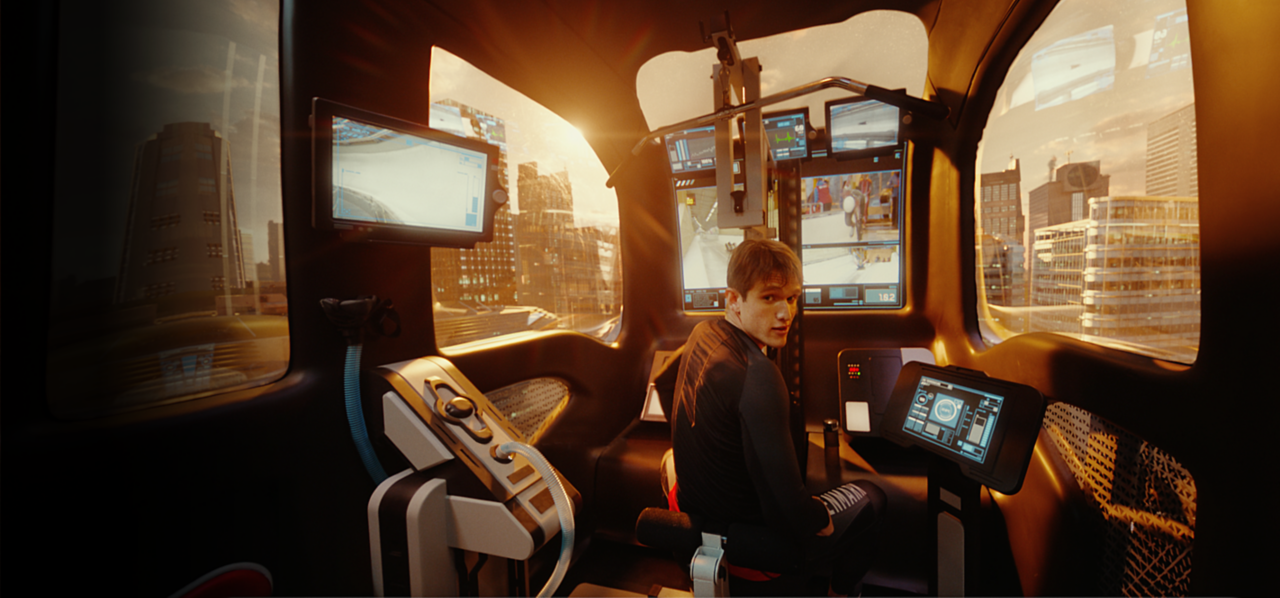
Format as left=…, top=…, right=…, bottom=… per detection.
left=728, top=275, right=802, bottom=349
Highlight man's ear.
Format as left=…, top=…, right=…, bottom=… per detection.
left=725, top=288, right=742, bottom=308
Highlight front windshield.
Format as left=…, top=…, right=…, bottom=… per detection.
left=636, top=11, right=928, bottom=131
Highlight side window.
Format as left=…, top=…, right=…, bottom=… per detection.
left=429, top=48, right=622, bottom=349
left=976, top=0, right=1198, bottom=364
left=48, top=0, right=287, bottom=418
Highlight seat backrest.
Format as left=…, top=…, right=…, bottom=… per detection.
left=652, top=345, right=684, bottom=422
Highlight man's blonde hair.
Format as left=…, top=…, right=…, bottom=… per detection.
left=727, top=239, right=802, bottom=295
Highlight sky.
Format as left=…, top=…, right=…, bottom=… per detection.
left=430, top=49, right=620, bottom=229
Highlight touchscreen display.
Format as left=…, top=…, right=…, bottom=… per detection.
left=762, top=110, right=809, bottom=161
left=900, top=375, right=1005, bottom=464
left=331, top=115, right=488, bottom=233
left=664, top=125, right=717, bottom=173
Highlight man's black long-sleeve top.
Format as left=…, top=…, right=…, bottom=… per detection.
left=671, top=318, right=828, bottom=538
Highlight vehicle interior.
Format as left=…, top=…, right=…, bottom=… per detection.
left=4, top=0, right=1277, bottom=596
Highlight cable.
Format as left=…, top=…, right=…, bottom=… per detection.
left=344, top=343, right=388, bottom=483
left=495, top=442, right=574, bottom=598
left=322, top=297, right=399, bottom=485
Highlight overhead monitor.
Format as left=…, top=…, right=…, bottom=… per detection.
left=798, top=150, right=904, bottom=309
left=825, top=97, right=901, bottom=158
left=762, top=108, right=810, bottom=161
left=664, top=125, right=718, bottom=174
left=312, top=98, right=504, bottom=247
left=882, top=362, right=1046, bottom=494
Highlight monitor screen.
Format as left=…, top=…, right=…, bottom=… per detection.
left=664, top=125, right=718, bottom=174
left=312, top=98, right=502, bottom=247
left=798, top=151, right=904, bottom=309
left=676, top=183, right=739, bottom=311
left=900, top=375, right=1006, bottom=465
left=762, top=108, right=810, bottom=161
left=882, top=362, right=1046, bottom=495
left=826, top=97, right=900, bottom=157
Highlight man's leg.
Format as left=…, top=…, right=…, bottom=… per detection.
left=807, top=480, right=887, bottom=594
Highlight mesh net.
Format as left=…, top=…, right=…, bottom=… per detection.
left=1042, top=403, right=1196, bottom=596
left=485, top=377, right=571, bottom=442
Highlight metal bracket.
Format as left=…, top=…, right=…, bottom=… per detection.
left=689, top=532, right=729, bottom=597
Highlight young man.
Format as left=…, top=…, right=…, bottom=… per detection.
left=670, top=238, right=884, bottom=594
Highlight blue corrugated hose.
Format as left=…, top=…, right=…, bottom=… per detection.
left=345, top=344, right=388, bottom=483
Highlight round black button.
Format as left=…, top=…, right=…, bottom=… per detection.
left=444, top=396, right=475, bottom=419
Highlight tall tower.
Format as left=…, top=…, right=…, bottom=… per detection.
left=978, top=159, right=1027, bottom=307
left=1145, top=103, right=1197, bottom=197
left=267, top=220, right=286, bottom=283
left=429, top=100, right=518, bottom=306
left=979, top=158, right=1025, bottom=241
left=517, top=162, right=581, bottom=314
left=115, top=122, right=244, bottom=308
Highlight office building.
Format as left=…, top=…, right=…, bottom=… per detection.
left=115, top=122, right=245, bottom=307
left=1145, top=103, right=1198, bottom=197
left=1081, top=196, right=1200, bottom=362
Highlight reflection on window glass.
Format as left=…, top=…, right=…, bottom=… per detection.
left=49, top=0, right=287, bottom=418
left=429, top=48, right=622, bottom=349
left=975, top=0, right=1198, bottom=363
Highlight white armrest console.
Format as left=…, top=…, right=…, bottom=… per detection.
left=366, top=356, right=579, bottom=597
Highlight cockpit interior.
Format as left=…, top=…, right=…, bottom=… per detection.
left=4, top=0, right=1278, bottom=596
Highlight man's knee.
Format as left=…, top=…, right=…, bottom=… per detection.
left=850, top=479, right=886, bottom=518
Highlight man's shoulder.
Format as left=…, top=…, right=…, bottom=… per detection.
left=680, top=319, right=753, bottom=387
left=688, top=319, right=754, bottom=360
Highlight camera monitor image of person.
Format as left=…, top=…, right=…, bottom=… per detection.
left=882, top=362, right=1046, bottom=494
left=798, top=153, right=904, bottom=309
left=825, top=97, right=901, bottom=158
left=762, top=108, right=810, bottom=161
left=312, top=98, right=503, bottom=248
left=675, top=183, right=747, bottom=311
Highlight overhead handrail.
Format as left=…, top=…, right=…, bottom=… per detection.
left=606, top=76, right=948, bottom=188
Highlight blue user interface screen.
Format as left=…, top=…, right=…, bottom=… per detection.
left=331, top=115, right=487, bottom=233
left=664, top=125, right=717, bottom=173
left=762, top=112, right=808, bottom=160
left=901, top=375, right=1005, bottom=464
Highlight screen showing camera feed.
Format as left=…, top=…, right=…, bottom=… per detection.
left=763, top=111, right=809, bottom=161
left=901, top=375, right=1006, bottom=465
left=665, top=125, right=717, bottom=174
left=828, top=100, right=899, bottom=154
left=331, top=116, right=488, bottom=232
left=677, top=184, right=745, bottom=311
left=800, top=167, right=902, bottom=309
